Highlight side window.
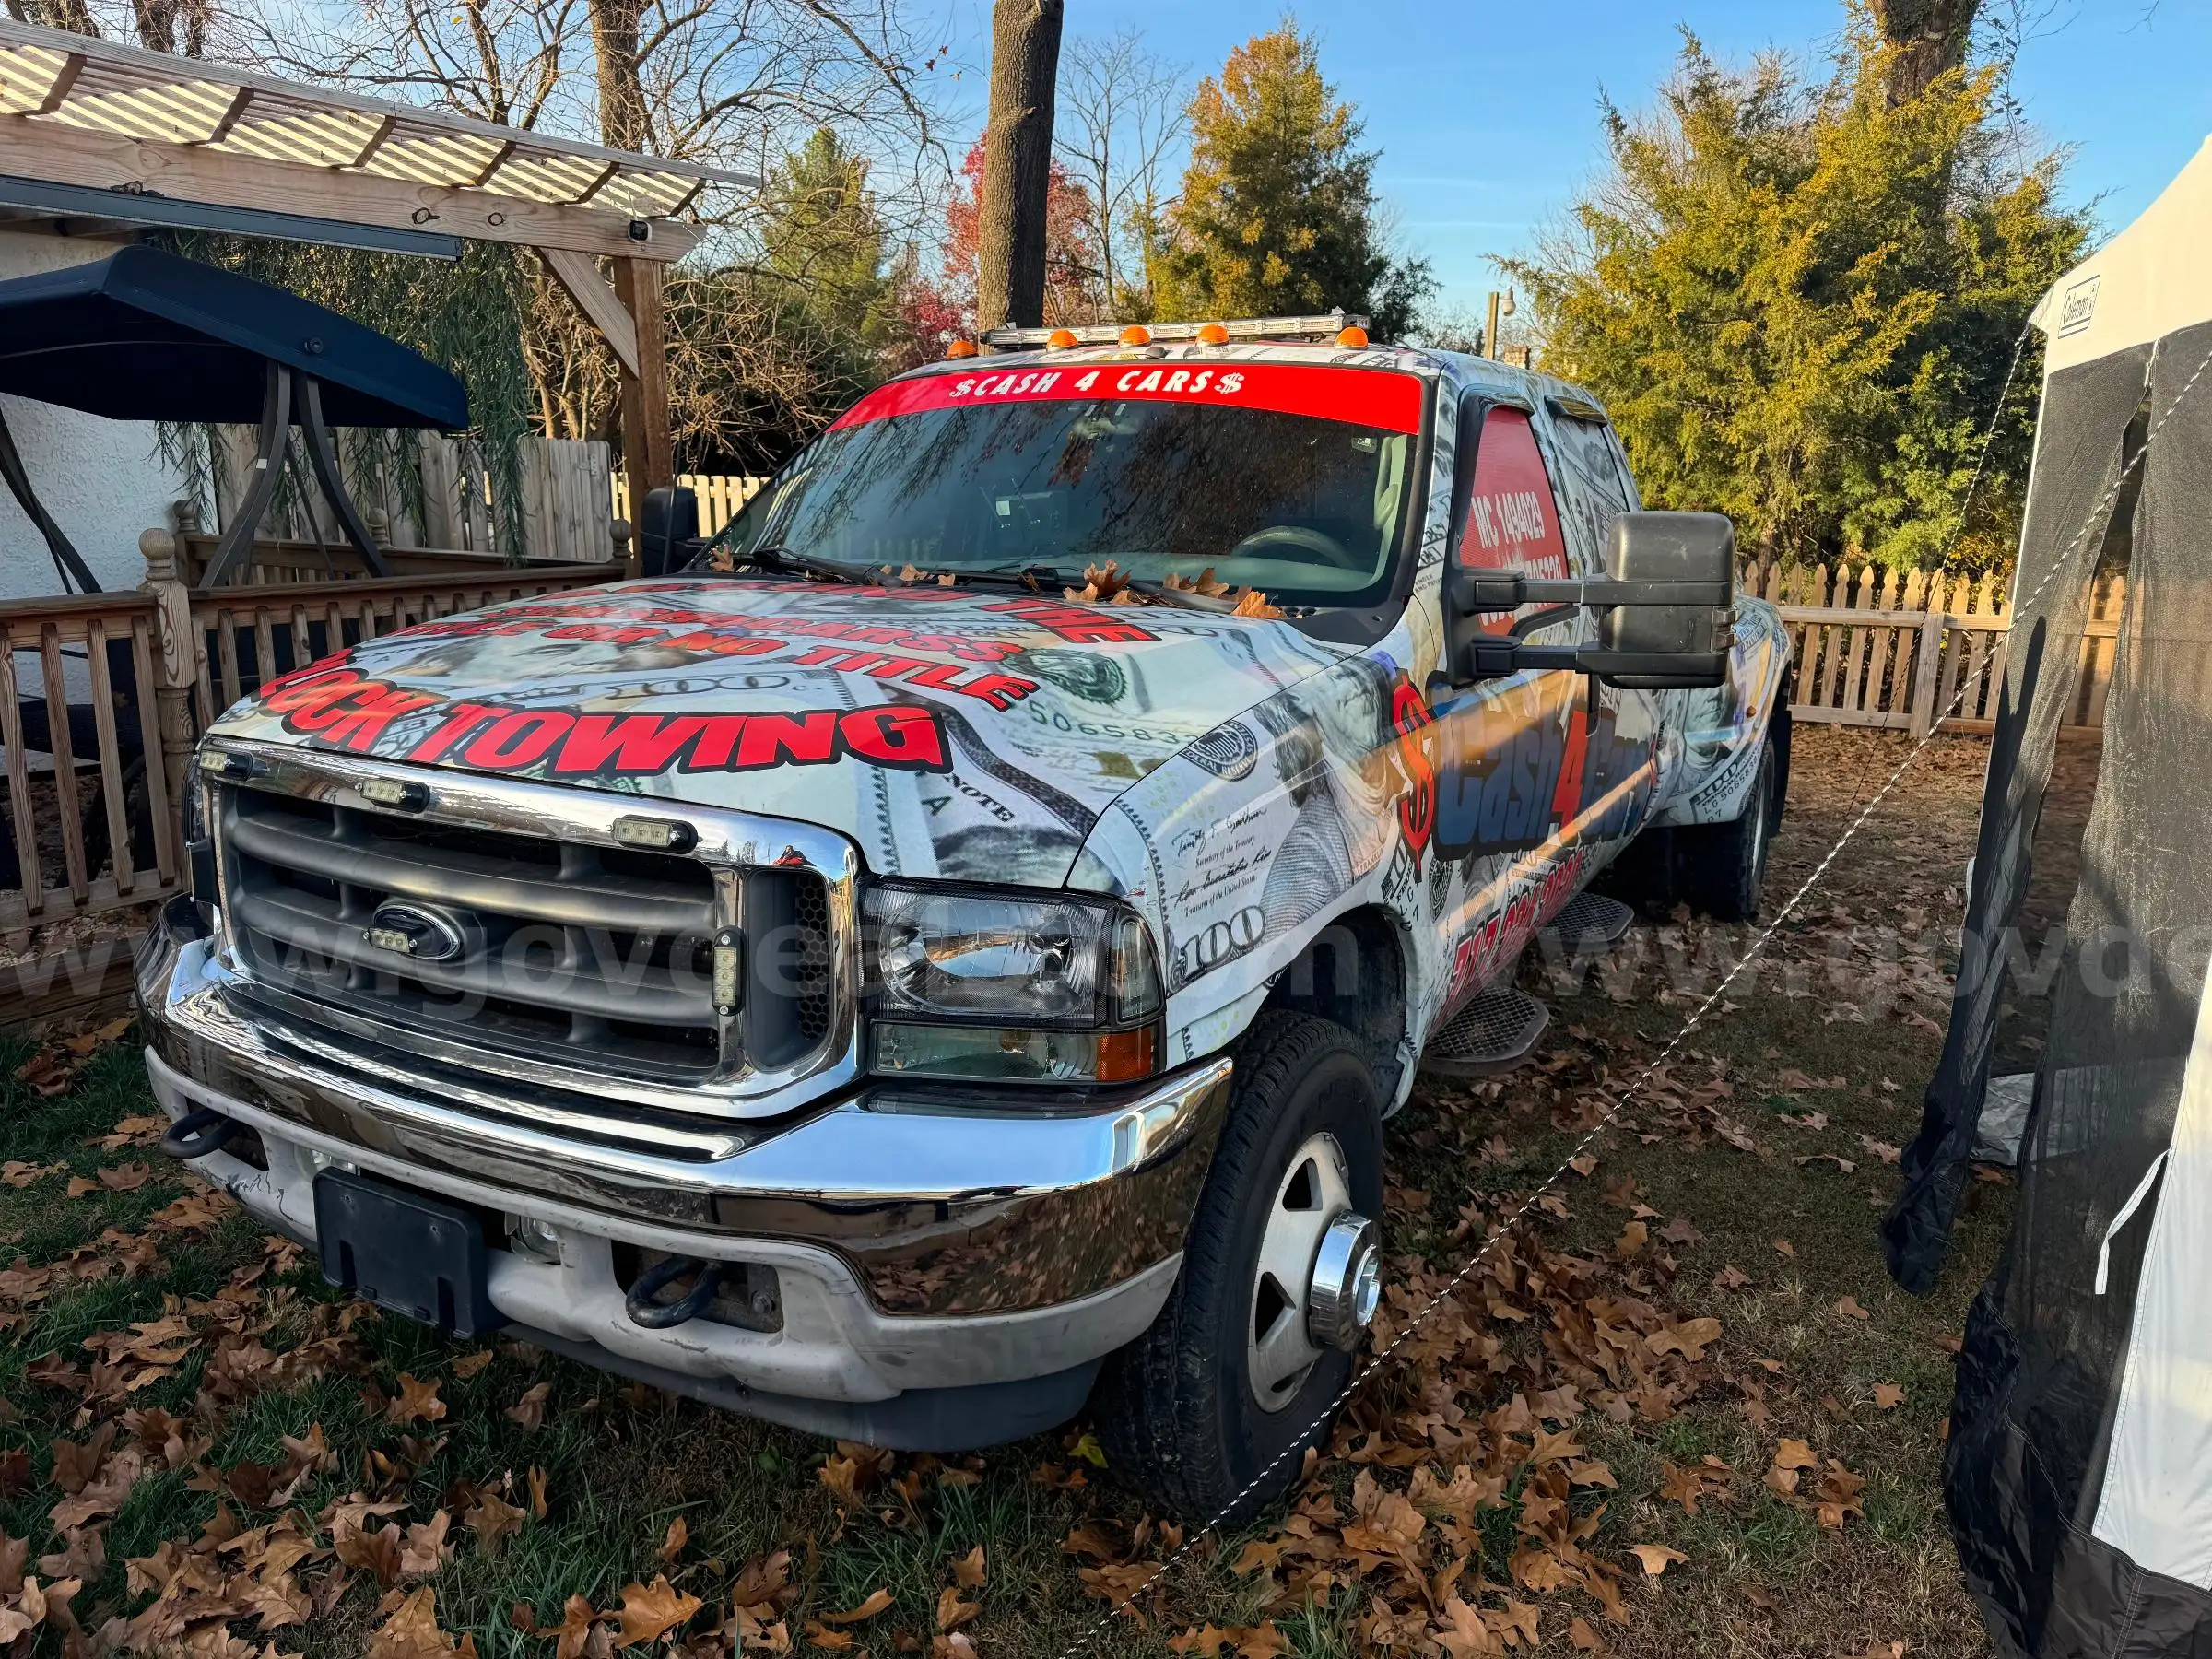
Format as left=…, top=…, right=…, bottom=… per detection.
left=1453, top=406, right=1571, bottom=582
left=1547, top=411, right=1635, bottom=575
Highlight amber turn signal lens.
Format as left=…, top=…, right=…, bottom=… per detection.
left=1119, top=324, right=1152, bottom=347
left=1195, top=323, right=1230, bottom=345
left=1335, top=324, right=1370, bottom=348
left=1046, top=328, right=1078, bottom=349
left=945, top=339, right=979, bottom=359
left=1094, top=1025, right=1159, bottom=1084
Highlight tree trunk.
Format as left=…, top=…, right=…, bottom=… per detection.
left=588, top=0, right=651, bottom=153
left=1868, top=0, right=1978, bottom=104
left=976, top=0, right=1064, bottom=337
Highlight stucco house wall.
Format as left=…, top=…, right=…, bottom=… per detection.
left=0, top=229, right=191, bottom=601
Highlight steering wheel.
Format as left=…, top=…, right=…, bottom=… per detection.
left=1225, top=524, right=1360, bottom=570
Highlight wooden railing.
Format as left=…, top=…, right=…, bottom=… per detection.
left=0, top=532, right=628, bottom=962
left=0, top=590, right=178, bottom=931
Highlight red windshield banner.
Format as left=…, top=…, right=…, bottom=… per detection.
left=831, top=361, right=1427, bottom=435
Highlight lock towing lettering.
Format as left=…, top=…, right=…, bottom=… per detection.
left=399, top=702, right=949, bottom=776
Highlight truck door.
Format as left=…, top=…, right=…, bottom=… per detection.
left=1423, top=394, right=1654, bottom=1005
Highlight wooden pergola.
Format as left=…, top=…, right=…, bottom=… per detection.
left=0, top=18, right=754, bottom=502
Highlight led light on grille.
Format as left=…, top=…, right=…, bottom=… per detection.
left=358, top=776, right=429, bottom=811
left=712, top=927, right=743, bottom=1015
left=198, top=748, right=254, bottom=780
left=612, top=815, right=698, bottom=853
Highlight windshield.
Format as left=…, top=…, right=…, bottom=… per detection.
left=697, top=360, right=1426, bottom=609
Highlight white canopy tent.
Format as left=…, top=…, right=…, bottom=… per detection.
left=1885, top=135, right=2212, bottom=1655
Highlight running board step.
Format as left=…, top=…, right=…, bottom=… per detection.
left=1419, top=984, right=1550, bottom=1079
left=1538, top=891, right=1636, bottom=957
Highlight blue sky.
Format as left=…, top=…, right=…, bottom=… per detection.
left=928, top=1, right=2212, bottom=313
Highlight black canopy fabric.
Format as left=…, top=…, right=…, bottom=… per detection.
left=0, top=245, right=467, bottom=429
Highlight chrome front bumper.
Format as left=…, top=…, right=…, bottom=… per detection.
left=136, top=910, right=1230, bottom=1431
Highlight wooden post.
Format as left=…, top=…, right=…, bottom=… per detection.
left=613, top=255, right=673, bottom=569
left=140, top=524, right=200, bottom=865
left=1907, top=609, right=1947, bottom=739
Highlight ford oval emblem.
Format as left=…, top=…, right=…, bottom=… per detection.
left=364, top=902, right=469, bottom=964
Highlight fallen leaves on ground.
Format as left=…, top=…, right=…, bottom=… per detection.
left=1629, top=1544, right=1688, bottom=1577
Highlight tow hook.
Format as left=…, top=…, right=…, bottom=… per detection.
left=625, top=1255, right=725, bottom=1329
left=160, top=1106, right=241, bottom=1161
left=1306, top=1213, right=1382, bottom=1351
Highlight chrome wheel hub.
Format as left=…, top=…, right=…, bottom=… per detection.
left=1246, top=1132, right=1378, bottom=1411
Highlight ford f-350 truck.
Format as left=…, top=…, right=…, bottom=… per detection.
left=138, top=318, right=1789, bottom=1522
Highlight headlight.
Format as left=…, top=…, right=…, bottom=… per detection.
left=862, top=883, right=1161, bottom=1084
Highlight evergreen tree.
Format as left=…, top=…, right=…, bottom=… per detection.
left=762, top=127, right=898, bottom=359
left=1506, top=21, right=2086, bottom=572
left=1150, top=23, right=1430, bottom=337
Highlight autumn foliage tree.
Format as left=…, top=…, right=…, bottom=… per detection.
left=908, top=139, right=1104, bottom=339
left=1507, top=20, right=2084, bottom=573
left=1148, top=23, right=1430, bottom=337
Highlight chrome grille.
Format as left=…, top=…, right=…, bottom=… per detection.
left=206, top=746, right=855, bottom=1112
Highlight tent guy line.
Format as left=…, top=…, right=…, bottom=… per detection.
left=1047, top=314, right=2212, bottom=1654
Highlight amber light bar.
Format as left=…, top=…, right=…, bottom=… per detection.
left=979, top=312, right=1370, bottom=349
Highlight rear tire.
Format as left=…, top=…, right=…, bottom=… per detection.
left=1675, top=719, right=1784, bottom=923
left=1093, top=1010, right=1384, bottom=1525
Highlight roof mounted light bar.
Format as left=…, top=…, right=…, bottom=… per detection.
left=980, top=312, right=1370, bottom=348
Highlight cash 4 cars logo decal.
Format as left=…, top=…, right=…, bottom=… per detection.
left=832, top=362, right=1426, bottom=435
left=1435, top=677, right=1653, bottom=859
left=256, top=667, right=949, bottom=775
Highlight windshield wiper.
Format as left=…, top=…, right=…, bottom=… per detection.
left=718, top=544, right=873, bottom=584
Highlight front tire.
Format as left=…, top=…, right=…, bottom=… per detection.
left=1675, top=718, right=1784, bottom=923
left=1093, top=1011, right=1384, bottom=1525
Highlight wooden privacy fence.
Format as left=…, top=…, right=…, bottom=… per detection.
left=0, top=533, right=624, bottom=944
left=221, top=431, right=620, bottom=564
left=1743, top=560, right=2125, bottom=735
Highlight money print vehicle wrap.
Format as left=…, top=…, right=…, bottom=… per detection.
left=209, top=344, right=1789, bottom=1104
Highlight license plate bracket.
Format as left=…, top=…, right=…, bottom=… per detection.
left=313, top=1169, right=505, bottom=1337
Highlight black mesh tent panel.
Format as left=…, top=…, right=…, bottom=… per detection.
left=1944, top=321, right=2212, bottom=1655
left=1884, top=345, right=2153, bottom=1294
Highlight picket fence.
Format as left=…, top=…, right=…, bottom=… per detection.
left=1742, top=559, right=2124, bottom=735
left=611, top=474, right=770, bottom=538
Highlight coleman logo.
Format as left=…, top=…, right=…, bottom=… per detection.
left=364, top=902, right=469, bottom=964
left=2058, top=276, right=2100, bottom=338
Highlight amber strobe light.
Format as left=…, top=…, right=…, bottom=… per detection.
left=1336, top=324, right=1370, bottom=347
left=1119, top=324, right=1152, bottom=347
left=1046, top=327, right=1078, bottom=349
left=1195, top=323, right=1230, bottom=345
left=945, top=338, right=979, bottom=359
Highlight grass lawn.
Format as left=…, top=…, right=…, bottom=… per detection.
left=0, top=726, right=2077, bottom=1658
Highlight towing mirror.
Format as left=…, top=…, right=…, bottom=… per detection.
left=638, top=485, right=700, bottom=578
left=1595, top=512, right=1735, bottom=688
left=1448, top=510, right=1735, bottom=690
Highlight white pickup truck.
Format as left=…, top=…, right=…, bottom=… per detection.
left=137, top=317, right=1789, bottom=1522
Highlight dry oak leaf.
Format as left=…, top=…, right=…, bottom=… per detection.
left=1873, top=1383, right=1908, bottom=1410
left=520, top=1594, right=601, bottom=1659
left=1772, top=1439, right=1820, bottom=1471
left=400, top=1509, right=453, bottom=1578
left=388, top=1374, right=447, bottom=1425
left=97, top=1163, right=154, bottom=1192
left=934, top=1586, right=977, bottom=1631
left=369, top=1587, right=478, bottom=1659
left=1772, top=1239, right=1795, bottom=1258
left=1835, top=1295, right=1871, bottom=1321
left=950, top=1546, right=985, bottom=1589
left=1629, top=1544, right=1688, bottom=1577
left=1569, top=1616, right=1604, bottom=1651
left=464, top=1490, right=524, bottom=1557
left=801, top=1621, right=853, bottom=1650
left=615, top=1577, right=701, bottom=1646
left=451, top=1350, right=495, bottom=1379
left=507, top=1382, right=551, bottom=1433
left=1430, top=1597, right=1500, bottom=1658
left=657, top=1517, right=688, bottom=1563
left=1613, top=1220, right=1648, bottom=1261
left=816, top=1590, right=891, bottom=1626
